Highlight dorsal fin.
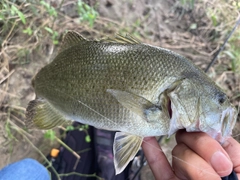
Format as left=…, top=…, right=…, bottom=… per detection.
left=59, top=31, right=87, bottom=53
left=102, top=34, right=141, bottom=44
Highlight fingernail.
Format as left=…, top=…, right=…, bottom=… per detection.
left=222, top=139, right=230, bottom=148
left=211, top=151, right=232, bottom=176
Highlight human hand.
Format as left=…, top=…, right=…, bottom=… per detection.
left=142, top=130, right=240, bottom=180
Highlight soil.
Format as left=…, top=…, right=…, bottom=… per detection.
left=0, top=0, right=239, bottom=179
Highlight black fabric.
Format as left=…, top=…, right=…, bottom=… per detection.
left=221, top=170, right=238, bottom=180
left=46, top=123, right=96, bottom=180
left=45, top=123, right=131, bottom=180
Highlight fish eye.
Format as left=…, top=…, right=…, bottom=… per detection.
left=217, top=93, right=227, bottom=104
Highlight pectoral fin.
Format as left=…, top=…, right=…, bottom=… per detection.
left=107, top=89, right=162, bottom=122
left=25, top=98, right=69, bottom=129
left=113, top=132, right=143, bottom=174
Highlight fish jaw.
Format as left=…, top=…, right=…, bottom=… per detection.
left=208, top=105, right=237, bottom=144
left=168, top=102, right=237, bottom=143
left=195, top=105, right=237, bottom=144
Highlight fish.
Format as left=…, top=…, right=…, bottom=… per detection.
left=25, top=31, right=237, bottom=174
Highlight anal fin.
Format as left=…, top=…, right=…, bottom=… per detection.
left=113, top=132, right=143, bottom=174
left=25, top=98, right=69, bottom=129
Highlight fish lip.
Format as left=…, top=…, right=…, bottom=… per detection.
left=205, top=106, right=237, bottom=144
left=220, top=108, right=230, bottom=138
left=221, top=106, right=237, bottom=137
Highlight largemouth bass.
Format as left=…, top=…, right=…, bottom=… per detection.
left=25, top=31, right=237, bottom=174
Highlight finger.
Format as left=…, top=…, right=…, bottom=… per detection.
left=175, top=130, right=233, bottom=177
left=142, top=137, right=177, bottom=180
left=172, top=143, right=221, bottom=180
left=222, top=137, right=240, bottom=178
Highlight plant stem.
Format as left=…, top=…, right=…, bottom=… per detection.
left=59, top=172, right=103, bottom=180
left=55, top=137, right=80, bottom=170
left=19, top=129, right=61, bottom=180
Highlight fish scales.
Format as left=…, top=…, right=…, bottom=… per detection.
left=26, top=31, right=237, bottom=174
left=34, top=42, right=179, bottom=132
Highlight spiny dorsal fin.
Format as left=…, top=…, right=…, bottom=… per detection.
left=59, top=31, right=88, bottom=53
left=102, top=34, right=141, bottom=44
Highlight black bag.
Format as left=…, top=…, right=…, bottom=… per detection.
left=46, top=123, right=132, bottom=180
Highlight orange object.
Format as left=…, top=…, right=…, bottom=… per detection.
left=50, top=148, right=60, bottom=158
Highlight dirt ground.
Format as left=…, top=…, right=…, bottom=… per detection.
left=0, top=0, right=240, bottom=179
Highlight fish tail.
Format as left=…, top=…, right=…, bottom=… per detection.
left=25, top=98, right=69, bottom=129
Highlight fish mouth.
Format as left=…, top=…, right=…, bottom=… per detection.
left=197, top=106, right=237, bottom=144
left=218, top=106, right=237, bottom=143
left=167, top=98, right=237, bottom=144
left=168, top=100, right=172, bottom=119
